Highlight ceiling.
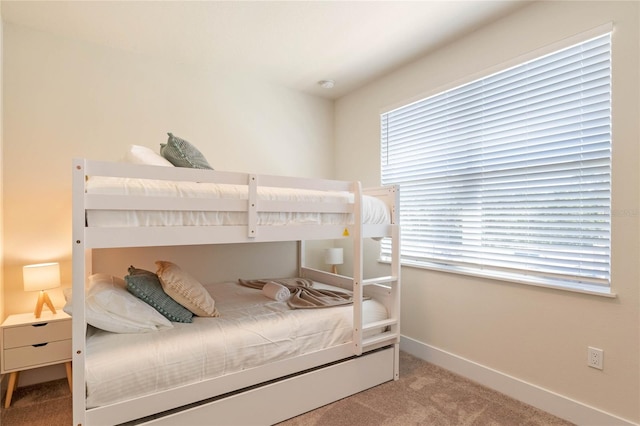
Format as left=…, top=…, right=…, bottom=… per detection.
left=1, top=1, right=532, bottom=99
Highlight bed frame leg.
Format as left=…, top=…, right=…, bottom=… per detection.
left=394, top=343, right=400, bottom=380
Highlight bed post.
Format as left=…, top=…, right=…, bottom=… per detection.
left=352, top=181, right=364, bottom=356
left=72, top=159, right=87, bottom=426
left=247, top=174, right=258, bottom=239
left=297, top=240, right=305, bottom=277
left=391, top=185, right=401, bottom=380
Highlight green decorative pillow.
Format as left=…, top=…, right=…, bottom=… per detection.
left=125, top=266, right=194, bottom=323
left=160, top=133, right=213, bottom=169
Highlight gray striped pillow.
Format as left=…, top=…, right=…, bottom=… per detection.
left=125, top=266, right=194, bottom=323
left=160, top=133, right=213, bottom=169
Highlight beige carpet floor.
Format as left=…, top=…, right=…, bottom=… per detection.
left=1, top=351, right=573, bottom=426
left=1, top=377, right=72, bottom=426
left=279, top=351, right=573, bottom=426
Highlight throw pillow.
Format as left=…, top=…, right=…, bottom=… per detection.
left=160, top=133, right=213, bottom=169
left=156, top=261, right=219, bottom=317
left=125, top=266, right=194, bottom=323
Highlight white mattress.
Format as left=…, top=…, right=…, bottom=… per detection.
left=85, top=176, right=390, bottom=227
left=85, top=280, right=388, bottom=408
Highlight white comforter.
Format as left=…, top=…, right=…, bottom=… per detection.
left=85, top=280, right=388, bottom=408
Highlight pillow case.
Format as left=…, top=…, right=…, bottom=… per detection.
left=63, top=273, right=173, bottom=333
left=125, top=266, right=194, bottom=323
left=160, top=133, right=213, bottom=169
left=123, top=144, right=174, bottom=167
left=89, top=273, right=127, bottom=288
left=156, top=261, right=219, bottom=317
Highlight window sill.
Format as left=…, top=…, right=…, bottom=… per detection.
left=379, top=259, right=617, bottom=298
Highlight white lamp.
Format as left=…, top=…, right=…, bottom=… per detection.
left=23, top=262, right=60, bottom=319
left=324, top=248, right=344, bottom=275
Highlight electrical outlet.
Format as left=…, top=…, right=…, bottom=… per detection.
left=588, top=347, right=604, bottom=370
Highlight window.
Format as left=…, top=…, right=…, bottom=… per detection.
left=381, top=32, right=611, bottom=294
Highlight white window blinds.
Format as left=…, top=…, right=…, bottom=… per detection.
left=381, top=33, right=611, bottom=291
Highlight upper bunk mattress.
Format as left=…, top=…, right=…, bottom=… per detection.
left=85, top=177, right=390, bottom=227
left=84, top=280, right=388, bottom=408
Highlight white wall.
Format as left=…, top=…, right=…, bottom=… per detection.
left=1, top=23, right=334, bottom=318
left=335, top=1, right=639, bottom=423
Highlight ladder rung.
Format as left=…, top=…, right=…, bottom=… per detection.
left=363, top=318, right=397, bottom=331
left=362, top=276, right=397, bottom=286
left=362, top=331, right=399, bottom=348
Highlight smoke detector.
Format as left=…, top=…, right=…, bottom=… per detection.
left=318, top=79, right=335, bottom=89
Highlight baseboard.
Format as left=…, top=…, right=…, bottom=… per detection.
left=400, top=336, right=638, bottom=426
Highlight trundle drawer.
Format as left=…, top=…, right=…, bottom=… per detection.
left=3, top=339, right=72, bottom=371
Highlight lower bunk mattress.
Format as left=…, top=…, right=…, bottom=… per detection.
left=84, top=280, right=388, bottom=408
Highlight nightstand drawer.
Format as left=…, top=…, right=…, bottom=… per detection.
left=3, top=339, right=72, bottom=371
left=3, top=320, right=71, bottom=349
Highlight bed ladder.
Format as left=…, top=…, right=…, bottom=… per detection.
left=353, top=186, right=401, bottom=358
left=353, top=274, right=400, bottom=356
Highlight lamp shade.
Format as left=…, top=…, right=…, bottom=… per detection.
left=23, top=262, right=61, bottom=292
left=324, top=248, right=344, bottom=266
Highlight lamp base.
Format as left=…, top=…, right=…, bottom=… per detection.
left=34, top=290, right=57, bottom=319
left=331, top=265, right=338, bottom=274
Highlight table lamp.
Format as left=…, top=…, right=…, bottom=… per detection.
left=23, top=262, right=60, bottom=318
left=324, top=248, right=344, bottom=274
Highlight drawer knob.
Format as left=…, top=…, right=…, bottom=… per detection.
left=32, top=343, right=48, bottom=348
left=32, top=323, right=48, bottom=328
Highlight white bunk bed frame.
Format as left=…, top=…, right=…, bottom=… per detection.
left=72, top=159, right=401, bottom=425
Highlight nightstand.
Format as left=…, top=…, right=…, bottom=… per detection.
left=1, top=311, right=72, bottom=408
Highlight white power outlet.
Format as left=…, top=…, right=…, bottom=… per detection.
left=588, top=347, right=604, bottom=370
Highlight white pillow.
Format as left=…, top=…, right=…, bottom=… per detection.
left=63, top=273, right=173, bottom=333
left=123, top=144, right=174, bottom=167
left=89, top=273, right=126, bottom=289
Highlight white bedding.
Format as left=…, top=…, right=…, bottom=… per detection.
left=85, top=176, right=390, bottom=227
left=85, top=280, right=388, bottom=408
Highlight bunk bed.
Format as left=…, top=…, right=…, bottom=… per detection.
left=72, top=158, right=401, bottom=425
